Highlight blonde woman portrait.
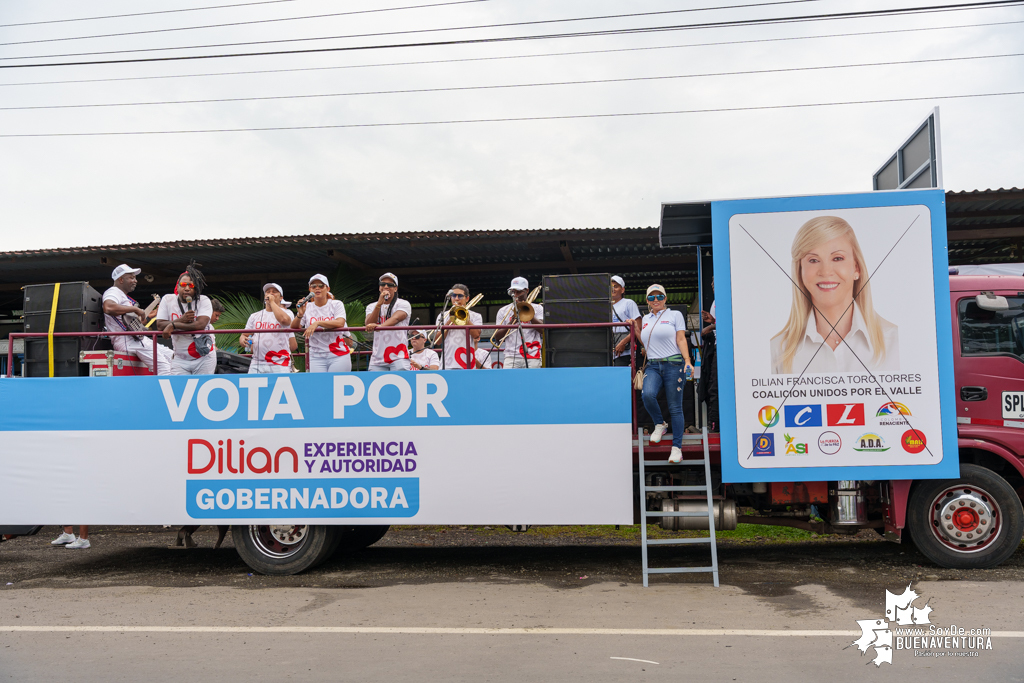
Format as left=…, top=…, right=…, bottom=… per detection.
left=769, top=215, right=899, bottom=374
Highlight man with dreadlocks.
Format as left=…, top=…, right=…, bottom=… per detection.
left=156, top=262, right=216, bottom=375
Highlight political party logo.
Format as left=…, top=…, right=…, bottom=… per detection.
left=901, top=429, right=927, bottom=454
left=784, top=404, right=822, bottom=428
left=827, top=403, right=865, bottom=426
left=757, top=405, right=780, bottom=428
left=752, top=433, right=775, bottom=457
left=849, top=583, right=992, bottom=667
left=877, top=401, right=912, bottom=426
left=854, top=432, right=889, bottom=452
left=783, top=433, right=808, bottom=455
left=817, top=431, right=842, bottom=455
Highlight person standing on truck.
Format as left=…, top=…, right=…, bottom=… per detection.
left=156, top=265, right=216, bottom=375
left=102, top=264, right=173, bottom=375
left=434, top=284, right=482, bottom=369
left=292, top=274, right=351, bottom=373
left=365, top=272, right=412, bottom=372
left=496, top=277, right=544, bottom=369
left=241, top=284, right=297, bottom=373
left=639, top=284, right=694, bottom=463
left=611, top=276, right=642, bottom=368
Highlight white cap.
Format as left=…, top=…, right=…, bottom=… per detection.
left=309, top=274, right=330, bottom=286
left=380, top=272, right=399, bottom=286
left=611, top=275, right=625, bottom=288
left=510, top=276, right=529, bottom=291
left=111, top=264, right=141, bottom=281
left=263, top=282, right=284, bottom=296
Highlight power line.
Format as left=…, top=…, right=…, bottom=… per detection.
left=2, top=0, right=1021, bottom=67
left=0, top=0, right=495, bottom=45
left=2, top=52, right=1018, bottom=111
left=1, top=18, right=1019, bottom=88
left=1, top=0, right=301, bottom=28
left=0, top=0, right=819, bottom=47
left=1, top=90, right=1020, bottom=137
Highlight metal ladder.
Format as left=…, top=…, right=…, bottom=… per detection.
left=638, top=417, right=720, bottom=587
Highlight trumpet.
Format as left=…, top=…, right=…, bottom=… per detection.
left=449, top=293, right=484, bottom=325
left=489, top=285, right=541, bottom=347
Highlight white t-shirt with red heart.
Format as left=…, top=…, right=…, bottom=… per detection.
left=156, top=294, right=214, bottom=360
left=369, top=297, right=413, bottom=366
left=245, top=308, right=296, bottom=368
left=435, top=309, right=483, bottom=369
left=302, top=299, right=350, bottom=359
left=411, top=347, right=440, bottom=370
left=495, top=302, right=544, bottom=360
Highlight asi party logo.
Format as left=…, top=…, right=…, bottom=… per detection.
left=854, top=433, right=889, bottom=452
left=901, top=429, right=927, bottom=454
left=827, top=403, right=865, bottom=426
left=783, top=433, right=808, bottom=455
left=877, top=402, right=912, bottom=426
left=757, top=406, right=780, bottom=428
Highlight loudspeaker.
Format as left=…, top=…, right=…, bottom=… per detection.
left=547, top=328, right=611, bottom=367
left=22, top=282, right=101, bottom=315
left=542, top=274, right=613, bottom=367
left=22, top=282, right=105, bottom=376
left=542, top=273, right=611, bottom=307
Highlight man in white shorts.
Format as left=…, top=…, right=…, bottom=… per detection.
left=101, top=264, right=173, bottom=374
left=156, top=267, right=216, bottom=375
left=365, top=272, right=412, bottom=372
left=240, top=283, right=297, bottom=374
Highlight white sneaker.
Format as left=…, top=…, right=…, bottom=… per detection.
left=668, top=447, right=683, bottom=463
left=51, top=532, right=75, bottom=546
left=65, top=538, right=91, bottom=549
left=650, top=423, right=669, bottom=444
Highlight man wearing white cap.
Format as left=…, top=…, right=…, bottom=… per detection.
left=240, top=283, right=297, bottom=374
left=291, top=274, right=351, bottom=372
left=101, top=264, right=172, bottom=374
left=495, top=276, right=544, bottom=369
left=611, top=275, right=642, bottom=368
left=365, top=272, right=412, bottom=371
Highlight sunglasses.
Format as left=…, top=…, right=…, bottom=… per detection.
left=310, top=283, right=327, bottom=289
left=647, top=294, right=666, bottom=301
left=451, top=293, right=466, bottom=299
left=379, top=282, right=397, bottom=288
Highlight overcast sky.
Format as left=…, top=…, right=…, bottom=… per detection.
left=1, top=0, right=1021, bottom=252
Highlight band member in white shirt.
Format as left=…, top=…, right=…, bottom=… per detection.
left=495, top=276, right=544, bottom=369
left=101, top=264, right=172, bottom=374
left=611, top=275, right=642, bottom=367
left=409, top=331, right=440, bottom=370
left=291, top=274, right=351, bottom=373
left=156, top=265, right=216, bottom=376
left=365, top=272, right=412, bottom=372
left=435, top=283, right=482, bottom=369
left=240, top=283, right=297, bottom=374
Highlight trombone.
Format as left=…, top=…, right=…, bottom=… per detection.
left=428, top=292, right=484, bottom=344
left=489, top=285, right=541, bottom=347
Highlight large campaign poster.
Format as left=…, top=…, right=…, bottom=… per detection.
left=0, top=368, right=633, bottom=524
left=712, top=189, right=959, bottom=482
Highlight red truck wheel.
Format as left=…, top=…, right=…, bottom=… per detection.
left=907, top=464, right=1024, bottom=569
left=232, top=525, right=339, bottom=575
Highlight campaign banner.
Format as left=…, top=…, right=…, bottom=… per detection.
left=712, top=189, right=959, bottom=482
left=0, top=368, right=633, bottom=524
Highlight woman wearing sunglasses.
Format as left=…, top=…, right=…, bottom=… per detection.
left=291, top=274, right=351, bottom=372
left=365, top=272, right=412, bottom=371
left=434, top=283, right=482, bottom=369
left=639, top=284, right=694, bottom=463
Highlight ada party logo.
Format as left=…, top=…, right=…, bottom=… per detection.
left=817, top=431, right=842, bottom=455
left=877, top=401, right=912, bottom=426
left=854, top=433, right=889, bottom=452
left=757, top=405, right=780, bottom=428
left=783, top=433, right=808, bottom=455
left=901, top=429, right=927, bottom=454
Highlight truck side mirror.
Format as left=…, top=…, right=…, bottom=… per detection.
left=975, top=292, right=1009, bottom=312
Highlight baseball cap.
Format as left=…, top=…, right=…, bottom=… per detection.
left=646, top=284, right=667, bottom=297
left=111, top=264, right=141, bottom=280
left=379, top=272, right=399, bottom=286
left=611, top=276, right=625, bottom=288
left=263, top=282, right=284, bottom=297
left=309, top=274, right=330, bottom=287
left=510, top=276, right=529, bottom=291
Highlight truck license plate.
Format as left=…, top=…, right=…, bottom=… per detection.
left=1003, top=392, right=1024, bottom=419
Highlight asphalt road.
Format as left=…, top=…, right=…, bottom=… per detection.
left=2, top=526, right=1022, bottom=681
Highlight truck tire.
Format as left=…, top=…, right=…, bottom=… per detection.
left=907, top=464, right=1024, bottom=569
left=232, top=525, right=339, bottom=575
left=334, top=525, right=390, bottom=553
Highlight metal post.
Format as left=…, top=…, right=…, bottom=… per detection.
left=152, top=332, right=159, bottom=375
left=6, top=333, right=17, bottom=378
left=638, top=427, right=649, bottom=588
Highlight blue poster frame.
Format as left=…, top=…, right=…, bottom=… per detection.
left=711, top=189, right=959, bottom=483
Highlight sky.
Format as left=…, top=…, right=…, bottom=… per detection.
left=0, top=0, right=1022, bottom=252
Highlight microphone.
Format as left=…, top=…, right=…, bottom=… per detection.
left=296, top=293, right=313, bottom=307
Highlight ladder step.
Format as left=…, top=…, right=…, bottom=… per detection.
left=644, top=537, right=714, bottom=545
left=645, top=567, right=717, bottom=574
left=642, top=460, right=706, bottom=466
left=643, top=485, right=707, bottom=492
left=643, top=510, right=712, bottom=518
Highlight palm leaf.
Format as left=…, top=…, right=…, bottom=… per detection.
left=213, top=290, right=263, bottom=353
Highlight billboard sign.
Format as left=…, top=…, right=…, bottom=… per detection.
left=0, top=368, right=633, bottom=524
left=872, top=107, right=942, bottom=191
left=712, top=188, right=959, bottom=482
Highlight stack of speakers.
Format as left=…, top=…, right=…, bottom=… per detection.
left=542, top=274, right=612, bottom=367
left=22, top=282, right=104, bottom=377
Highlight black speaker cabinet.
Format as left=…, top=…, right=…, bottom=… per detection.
left=23, top=282, right=101, bottom=315
left=21, top=282, right=105, bottom=376
left=547, top=329, right=611, bottom=367
left=542, top=274, right=613, bottom=367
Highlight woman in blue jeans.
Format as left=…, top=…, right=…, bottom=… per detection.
left=639, top=284, right=695, bottom=463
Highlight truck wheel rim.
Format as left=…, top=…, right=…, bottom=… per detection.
left=248, top=525, right=308, bottom=559
left=929, top=486, right=1001, bottom=553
